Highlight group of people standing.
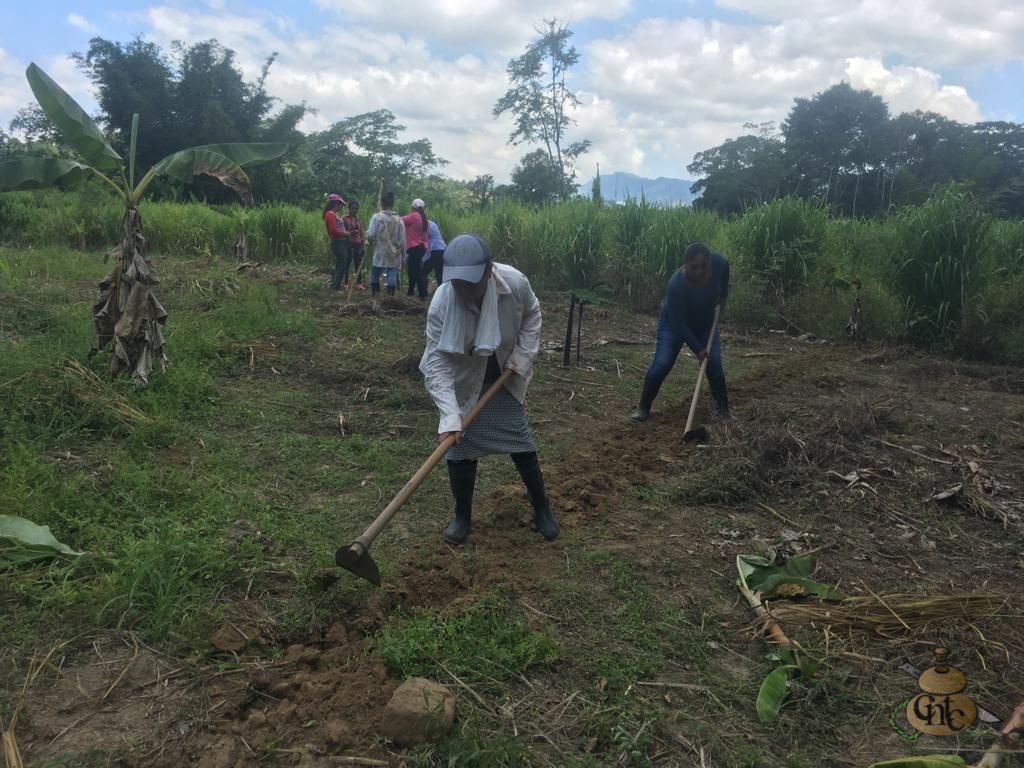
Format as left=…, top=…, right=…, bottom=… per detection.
left=323, top=192, right=446, bottom=298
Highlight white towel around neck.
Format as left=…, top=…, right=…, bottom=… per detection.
left=436, top=276, right=501, bottom=356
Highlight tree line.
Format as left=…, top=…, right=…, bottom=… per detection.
left=688, top=83, right=1024, bottom=218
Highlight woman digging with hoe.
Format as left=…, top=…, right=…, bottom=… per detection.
left=420, top=234, right=560, bottom=545
left=630, top=241, right=734, bottom=424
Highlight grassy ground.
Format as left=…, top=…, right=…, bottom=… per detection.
left=1, top=245, right=1022, bottom=767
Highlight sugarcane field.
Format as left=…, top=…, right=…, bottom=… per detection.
left=2, top=5, right=1024, bottom=768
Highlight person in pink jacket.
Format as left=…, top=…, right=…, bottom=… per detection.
left=402, top=198, right=429, bottom=299
left=323, top=193, right=349, bottom=291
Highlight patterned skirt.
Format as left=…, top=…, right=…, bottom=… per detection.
left=446, top=386, right=537, bottom=461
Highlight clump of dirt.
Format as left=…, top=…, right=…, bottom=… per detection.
left=541, top=409, right=697, bottom=524
left=386, top=545, right=511, bottom=611
left=181, top=630, right=395, bottom=768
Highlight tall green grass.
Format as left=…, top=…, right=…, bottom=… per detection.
left=895, top=185, right=992, bottom=341
left=730, top=197, right=827, bottom=301
left=3, top=189, right=1024, bottom=359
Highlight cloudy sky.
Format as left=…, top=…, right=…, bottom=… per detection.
left=1, top=1, right=1021, bottom=183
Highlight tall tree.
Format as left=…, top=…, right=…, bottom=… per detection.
left=320, top=109, right=445, bottom=194
left=73, top=37, right=178, bottom=171
left=783, top=83, right=889, bottom=215
left=9, top=104, right=65, bottom=147
left=0, top=128, right=19, bottom=159
left=510, top=148, right=563, bottom=204
left=468, top=174, right=495, bottom=210
left=172, top=41, right=276, bottom=145
left=967, top=121, right=1024, bottom=216
left=73, top=36, right=290, bottom=198
left=493, top=18, right=591, bottom=200
left=688, top=124, right=786, bottom=215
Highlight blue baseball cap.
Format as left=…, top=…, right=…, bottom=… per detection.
left=443, top=234, right=492, bottom=283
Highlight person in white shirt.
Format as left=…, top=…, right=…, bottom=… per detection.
left=419, top=234, right=559, bottom=544
left=365, top=191, right=405, bottom=296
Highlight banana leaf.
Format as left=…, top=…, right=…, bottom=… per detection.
left=187, top=143, right=288, bottom=168
left=140, top=149, right=253, bottom=205
left=0, top=515, right=82, bottom=565
left=756, top=664, right=797, bottom=722
left=0, top=158, right=92, bottom=191
left=737, top=553, right=844, bottom=600
left=26, top=63, right=122, bottom=170
left=867, top=757, right=965, bottom=768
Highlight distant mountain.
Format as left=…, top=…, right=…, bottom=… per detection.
left=580, top=172, right=698, bottom=206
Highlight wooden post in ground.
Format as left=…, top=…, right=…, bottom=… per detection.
left=576, top=299, right=584, bottom=366
left=563, top=293, right=577, bottom=367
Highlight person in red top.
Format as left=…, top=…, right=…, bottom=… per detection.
left=401, top=198, right=429, bottom=299
left=342, top=200, right=366, bottom=290
left=323, top=193, right=349, bottom=291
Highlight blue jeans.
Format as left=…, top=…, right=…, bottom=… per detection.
left=645, top=321, right=723, bottom=387
left=370, top=266, right=397, bottom=289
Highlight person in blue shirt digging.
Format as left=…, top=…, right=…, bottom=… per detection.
left=630, top=241, right=734, bottom=423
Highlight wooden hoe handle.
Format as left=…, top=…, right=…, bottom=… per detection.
left=683, top=305, right=721, bottom=436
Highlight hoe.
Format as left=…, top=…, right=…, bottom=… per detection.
left=682, top=305, right=721, bottom=444
left=335, top=369, right=514, bottom=586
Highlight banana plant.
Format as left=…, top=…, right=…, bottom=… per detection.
left=0, top=63, right=287, bottom=386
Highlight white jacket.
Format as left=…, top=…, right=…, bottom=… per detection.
left=366, top=210, right=406, bottom=269
left=419, top=263, right=542, bottom=434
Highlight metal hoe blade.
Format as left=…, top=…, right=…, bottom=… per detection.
left=335, top=544, right=381, bottom=586
left=683, top=425, right=710, bottom=444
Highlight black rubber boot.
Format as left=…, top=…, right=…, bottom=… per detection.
left=443, top=459, right=476, bottom=544
left=708, top=374, right=734, bottom=422
left=512, top=452, right=559, bottom=541
left=629, top=378, right=661, bottom=422
left=387, top=285, right=396, bottom=296
left=371, top=283, right=380, bottom=296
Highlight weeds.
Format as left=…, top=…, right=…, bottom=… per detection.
left=376, top=586, right=558, bottom=694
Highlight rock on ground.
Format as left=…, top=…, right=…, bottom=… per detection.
left=380, top=677, right=455, bottom=746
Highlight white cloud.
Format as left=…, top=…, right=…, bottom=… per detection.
left=0, top=48, right=32, bottom=118
left=584, top=11, right=989, bottom=175
left=312, top=0, right=633, bottom=49
left=67, top=13, right=100, bottom=35
left=844, top=57, right=982, bottom=123
left=715, top=0, right=1024, bottom=71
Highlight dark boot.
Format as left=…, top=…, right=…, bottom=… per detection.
left=444, top=459, right=476, bottom=544
left=708, top=374, right=734, bottom=422
left=629, top=378, right=661, bottom=422
left=371, top=282, right=380, bottom=296
left=512, top=452, right=559, bottom=541
left=387, top=285, right=396, bottom=296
